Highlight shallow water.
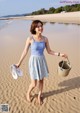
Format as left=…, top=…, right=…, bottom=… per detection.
left=0, top=20, right=80, bottom=73
left=0, top=20, right=13, bottom=30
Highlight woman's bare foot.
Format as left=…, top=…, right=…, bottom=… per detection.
left=38, top=94, right=43, bottom=105
left=27, top=93, right=31, bottom=102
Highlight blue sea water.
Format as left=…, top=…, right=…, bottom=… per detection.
left=0, top=20, right=13, bottom=29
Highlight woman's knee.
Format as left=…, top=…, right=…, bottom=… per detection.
left=31, top=80, right=37, bottom=87
left=39, top=79, right=44, bottom=84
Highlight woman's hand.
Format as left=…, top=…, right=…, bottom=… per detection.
left=15, top=63, right=20, bottom=68
left=61, top=53, right=68, bottom=59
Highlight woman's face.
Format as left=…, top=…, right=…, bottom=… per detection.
left=35, top=22, right=43, bottom=34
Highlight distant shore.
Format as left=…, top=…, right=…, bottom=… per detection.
left=0, top=11, right=80, bottom=24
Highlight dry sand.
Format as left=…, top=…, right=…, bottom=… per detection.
left=24, top=11, right=80, bottom=24
left=0, top=19, right=80, bottom=113
left=0, top=11, right=80, bottom=24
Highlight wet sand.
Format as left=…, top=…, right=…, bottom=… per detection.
left=0, top=20, right=80, bottom=113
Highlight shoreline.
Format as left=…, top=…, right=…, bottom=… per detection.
left=0, top=11, right=80, bottom=24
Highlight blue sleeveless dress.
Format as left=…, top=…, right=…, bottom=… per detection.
left=29, top=37, right=49, bottom=80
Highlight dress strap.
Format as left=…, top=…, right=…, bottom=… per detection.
left=31, top=36, right=46, bottom=43
left=32, top=36, right=35, bottom=42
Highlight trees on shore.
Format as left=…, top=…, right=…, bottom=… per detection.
left=31, top=4, right=80, bottom=15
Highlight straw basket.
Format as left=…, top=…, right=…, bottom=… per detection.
left=58, top=59, right=71, bottom=77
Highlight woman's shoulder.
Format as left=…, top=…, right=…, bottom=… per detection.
left=26, top=36, right=33, bottom=43
left=27, top=36, right=33, bottom=40
left=42, top=36, right=48, bottom=42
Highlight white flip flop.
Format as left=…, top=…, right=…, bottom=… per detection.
left=10, top=64, right=23, bottom=79
left=16, top=67, right=23, bottom=77
left=10, top=65, right=18, bottom=79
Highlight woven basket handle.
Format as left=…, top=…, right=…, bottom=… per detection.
left=67, top=58, right=70, bottom=64
left=61, top=58, right=70, bottom=68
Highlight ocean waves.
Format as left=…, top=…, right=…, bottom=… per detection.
left=0, top=20, right=13, bottom=30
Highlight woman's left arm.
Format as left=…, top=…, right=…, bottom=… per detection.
left=45, top=37, right=68, bottom=58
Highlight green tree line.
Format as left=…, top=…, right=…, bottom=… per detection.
left=31, top=4, right=80, bottom=15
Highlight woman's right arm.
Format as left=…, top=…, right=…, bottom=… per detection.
left=16, top=37, right=31, bottom=67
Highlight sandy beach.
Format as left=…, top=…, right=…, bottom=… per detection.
left=24, top=11, right=80, bottom=24
left=0, top=19, right=80, bottom=113
left=0, top=11, right=80, bottom=24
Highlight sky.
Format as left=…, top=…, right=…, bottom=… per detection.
left=0, top=0, right=79, bottom=17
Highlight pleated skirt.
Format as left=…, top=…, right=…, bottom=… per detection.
left=29, top=55, right=49, bottom=80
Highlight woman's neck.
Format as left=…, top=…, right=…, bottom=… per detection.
left=34, top=34, right=42, bottom=39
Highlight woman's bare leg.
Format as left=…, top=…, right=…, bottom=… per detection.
left=27, top=79, right=37, bottom=102
left=38, top=78, right=44, bottom=105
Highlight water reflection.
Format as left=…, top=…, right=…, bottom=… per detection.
left=50, top=22, right=55, bottom=24
left=0, top=20, right=80, bottom=73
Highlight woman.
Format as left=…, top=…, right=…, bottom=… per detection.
left=15, top=20, right=68, bottom=105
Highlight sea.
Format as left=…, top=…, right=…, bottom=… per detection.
left=0, top=20, right=13, bottom=30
